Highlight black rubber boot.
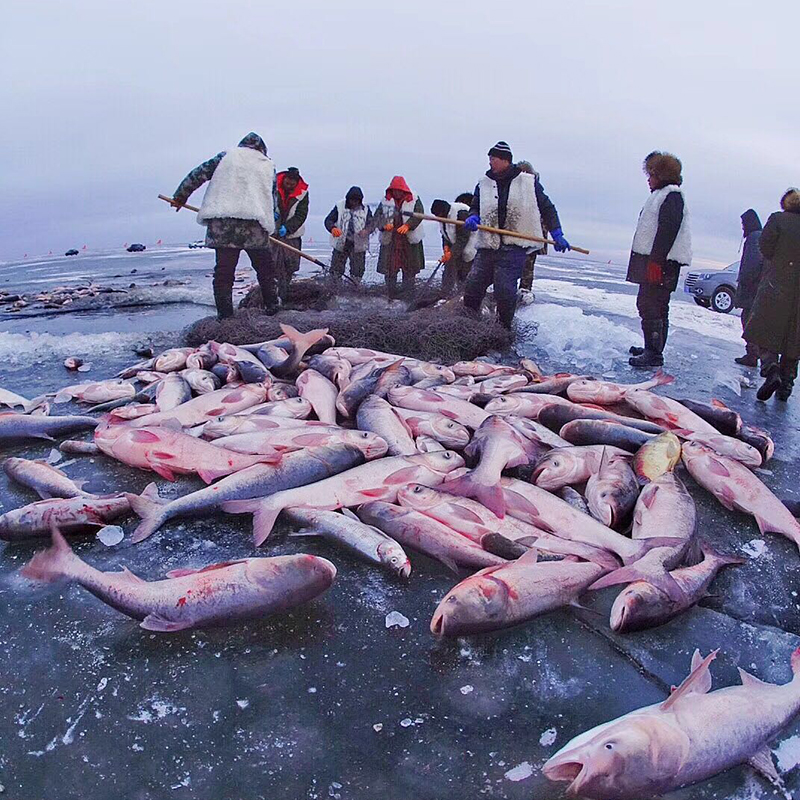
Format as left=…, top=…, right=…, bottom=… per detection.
left=756, top=364, right=781, bottom=401
left=629, top=320, right=646, bottom=356
left=629, top=321, right=664, bottom=368
left=214, top=286, right=234, bottom=320
left=776, top=381, right=793, bottom=402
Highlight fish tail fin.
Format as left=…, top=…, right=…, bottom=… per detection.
left=654, top=370, right=675, bottom=387
left=221, top=499, right=281, bottom=546
left=699, top=541, right=747, bottom=568
left=279, top=324, right=329, bottom=358
left=126, top=483, right=167, bottom=543
left=443, top=475, right=505, bottom=518
left=21, top=526, right=76, bottom=583
left=590, top=559, right=686, bottom=604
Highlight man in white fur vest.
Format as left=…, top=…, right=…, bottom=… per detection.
left=463, top=141, right=571, bottom=329
left=430, top=194, right=476, bottom=295
left=274, top=166, right=309, bottom=301
left=324, top=186, right=373, bottom=284
left=626, top=151, right=692, bottom=367
left=170, top=132, right=279, bottom=319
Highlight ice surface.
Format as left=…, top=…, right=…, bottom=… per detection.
left=742, top=539, right=767, bottom=558
left=775, top=735, right=800, bottom=771
left=385, top=611, right=410, bottom=628
left=714, top=369, right=744, bottom=396
left=539, top=727, right=557, bottom=746
left=504, top=762, right=534, bottom=782
left=0, top=331, right=143, bottom=364
left=517, top=302, right=630, bottom=371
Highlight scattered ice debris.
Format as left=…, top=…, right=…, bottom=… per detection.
left=372, top=723, right=383, bottom=733
left=308, top=687, right=317, bottom=694
left=236, top=699, right=249, bottom=709
left=504, top=761, right=534, bottom=782
left=96, top=526, right=124, bottom=547
left=128, top=698, right=182, bottom=723
left=47, top=449, right=62, bottom=465
left=714, top=370, right=743, bottom=396
left=399, top=718, right=413, bottom=728
left=774, top=734, right=800, bottom=772
left=741, top=539, right=767, bottom=558
left=539, top=727, right=558, bottom=746
left=755, top=468, right=774, bottom=477
left=460, top=685, right=474, bottom=695
left=77, top=363, right=92, bottom=372
left=385, top=611, right=410, bottom=628
left=328, top=782, right=343, bottom=799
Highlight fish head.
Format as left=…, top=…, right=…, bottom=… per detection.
left=416, top=450, right=465, bottom=474
left=567, top=379, right=602, bottom=402
left=430, top=571, right=510, bottom=636
left=396, top=483, right=440, bottom=510
left=430, top=418, right=470, bottom=449
left=680, top=440, right=711, bottom=467
left=586, top=480, right=617, bottom=528
left=376, top=540, right=412, bottom=578
left=346, top=430, right=389, bottom=459
left=609, top=585, right=651, bottom=633
left=544, top=717, right=686, bottom=799
left=251, top=554, right=337, bottom=592
left=531, top=449, right=576, bottom=490
left=483, top=396, right=516, bottom=414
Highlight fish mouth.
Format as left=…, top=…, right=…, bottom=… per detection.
left=543, top=758, right=585, bottom=793
left=609, top=602, right=627, bottom=632
left=430, top=609, right=446, bottom=636
left=397, top=560, right=412, bottom=579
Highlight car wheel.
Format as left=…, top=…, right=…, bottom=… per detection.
left=693, top=297, right=711, bottom=308
left=711, top=286, right=735, bottom=313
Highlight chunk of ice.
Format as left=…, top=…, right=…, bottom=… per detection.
left=741, top=539, right=766, bottom=558
left=96, top=526, right=124, bottom=547
left=539, top=727, right=558, bottom=746
left=504, top=762, right=534, bottom=782
left=385, top=611, right=410, bottom=628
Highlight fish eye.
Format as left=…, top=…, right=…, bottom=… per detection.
left=413, top=486, right=422, bottom=493
left=552, top=460, right=560, bottom=467
left=604, top=743, right=614, bottom=750
left=361, top=432, right=369, bottom=437
left=444, top=452, right=452, bottom=459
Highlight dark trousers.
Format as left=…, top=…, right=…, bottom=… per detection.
left=275, top=238, right=302, bottom=301
left=330, top=241, right=366, bottom=280
left=442, top=256, right=472, bottom=295
left=520, top=252, right=537, bottom=291
left=385, top=268, right=416, bottom=299
left=214, top=247, right=277, bottom=319
left=463, top=246, right=527, bottom=328
left=761, top=351, right=798, bottom=384
left=635, top=283, right=672, bottom=322
left=740, top=306, right=760, bottom=357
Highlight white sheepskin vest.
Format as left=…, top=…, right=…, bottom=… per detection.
left=197, top=147, right=276, bottom=233
left=331, top=200, right=370, bottom=253
left=631, top=185, right=693, bottom=265
left=281, top=187, right=308, bottom=240
left=442, top=201, right=477, bottom=262
left=379, top=194, right=425, bottom=246
left=477, top=172, right=543, bottom=250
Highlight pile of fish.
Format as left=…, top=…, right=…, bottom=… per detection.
left=2, top=324, right=798, bottom=797
left=0, top=283, right=126, bottom=313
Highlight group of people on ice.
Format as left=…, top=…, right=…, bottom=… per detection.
left=168, top=132, right=800, bottom=400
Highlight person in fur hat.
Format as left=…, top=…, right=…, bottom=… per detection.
left=462, top=141, right=570, bottom=329
left=430, top=192, right=476, bottom=295
left=745, top=188, right=800, bottom=401
left=734, top=208, right=764, bottom=367
left=515, top=159, right=552, bottom=305
left=274, top=166, right=309, bottom=301
left=627, top=151, right=692, bottom=367
left=170, top=132, right=279, bottom=319
left=324, top=186, right=373, bottom=284
left=372, top=176, right=425, bottom=299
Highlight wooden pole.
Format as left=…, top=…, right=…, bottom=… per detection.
left=402, top=210, right=590, bottom=255
left=157, top=194, right=333, bottom=271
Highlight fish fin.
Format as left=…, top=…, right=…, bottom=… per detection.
left=165, top=568, right=200, bottom=578
left=340, top=507, right=359, bottom=521
left=20, top=525, right=75, bottom=583
left=117, top=566, right=146, bottom=584
left=36, top=489, right=54, bottom=500
left=710, top=398, right=729, bottom=409
left=140, top=614, right=193, bottom=633
left=752, top=513, right=774, bottom=536
left=707, top=457, right=731, bottom=477
left=589, top=564, right=685, bottom=604
left=569, top=598, right=603, bottom=616
left=126, top=485, right=167, bottom=543
left=716, top=483, right=738, bottom=510
left=654, top=370, right=675, bottom=387
left=53, top=391, right=73, bottom=404
left=196, top=468, right=227, bottom=484
left=130, top=429, right=161, bottom=443
left=222, top=499, right=280, bottom=546
left=700, top=541, right=747, bottom=568
left=640, top=483, right=659, bottom=509
left=384, top=466, right=424, bottom=485
left=480, top=532, right=527, bottom=559
left=748, top=746, right=783, bottom=788
left=150, top=464, right=177, bottom=482
left=159, top=417, right=184, bottom=432
left=279, top=324, right=329, bottom=360
left=738, top=667, right=770, bottom=689
left=438, top=554, right=462, bottom=575
left=671, top=428, right=694, bottom=438
left=661, top=649, right=717, bottom=710
left=442, top=475, right=505, bottom=518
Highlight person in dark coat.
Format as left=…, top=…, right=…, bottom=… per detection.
left=170, top=132, right=279, bottom=319
left=516, top=160, right=550, bottom=304
left=744, top=188, right=800, bottom=401
left=463, top=141, right=569, bottom=329
left=626, top=152, right=692, bottom=367
left=274, top=167, right=309, bottom=301
left=734, top=209, right=764, bottom=366
left=324, top=186, right=373, bottom=284
left=430, top=194, right=476, bottom=295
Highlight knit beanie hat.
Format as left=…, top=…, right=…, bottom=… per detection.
left=488, top=141, right=513, bottom=162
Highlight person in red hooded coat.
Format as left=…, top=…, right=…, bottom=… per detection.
left=371, top=176, right=425, bottom=299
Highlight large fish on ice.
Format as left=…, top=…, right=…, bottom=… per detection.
left=0, top=412, right=98, bottom=444
left=3, top=457, right=91, bottom=499
left=566, top=371, right=674, bottom=404
left=533, top=445, right=631, bottom=491
left=543, top=648, right=800, bottom=799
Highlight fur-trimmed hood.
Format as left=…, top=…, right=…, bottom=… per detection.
left=781, top=188, right=800, bottom=213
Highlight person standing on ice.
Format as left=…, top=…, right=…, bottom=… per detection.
left=324, top=186, right=373, bottom=285
left=515, top=159, right=554, bottom=305
left=745, top=188, right=800, bottom=402
left=627, top=151, right=692, bottom=368
left=734, top=208, right=764, bottom=367
left=430, top=193, right=476, bottom=295
left=169, top=132, right=280, bottom=319
left=462, top=141, right=570, bottom=329
left=273, top=166, right=309, bottom=302
left=372, top=176, right=425, bottom=299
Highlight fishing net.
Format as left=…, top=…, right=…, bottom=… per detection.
left=184, top=279, right=513, bottom=362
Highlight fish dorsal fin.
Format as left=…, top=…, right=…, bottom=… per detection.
left=661, top=649, right=717, bottom=710
left=118, top=566, right=147, bottom=584
left=738, top=667, right=770, bottom=689
left=518, top=547, right=539, bottom=565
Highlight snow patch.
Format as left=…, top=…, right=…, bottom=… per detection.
left=775, top=734, right=800, bottom=772
left=0, top=331, right=143, bottom=365
left=385, top=611, right=410, bottom=628
left=504, top=762, right=534, bottom=782
left=539, top=727, right=558, bottom=746
left=741, top=539, right=766, bottom=558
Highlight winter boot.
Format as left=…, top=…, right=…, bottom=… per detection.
left=735, top=353, right=759, bottom=367
left=214, top=286, right=235, bottom=320
left=629, top=321, right=664, bottom=368
left=756, top=364, right=781, bottom=401
left=776, top=381, right=793, bottom=402
left=629, top=320, right=647, bottom=356
left=776, top=357, right=798, bottom=402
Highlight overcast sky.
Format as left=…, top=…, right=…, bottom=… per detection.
left=2, top=1, right=797, bottom=267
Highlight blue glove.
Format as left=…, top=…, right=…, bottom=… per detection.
left=274, top=210, right=280, bottom=221
left=464, top=214, right=480, bottom=232
left=551, top=227, right=571, bottom=252
left=278, top=225, right=287, bottom=238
